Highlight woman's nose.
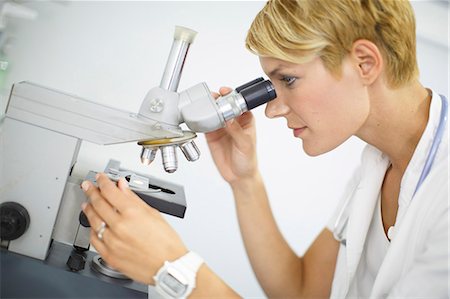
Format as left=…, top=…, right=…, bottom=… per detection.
left=265, top=96, right=290, bottom=119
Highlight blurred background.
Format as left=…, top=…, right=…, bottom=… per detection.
left=0, top=1, right=448, bottom=297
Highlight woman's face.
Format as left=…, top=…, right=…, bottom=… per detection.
left=260, top=56, right=370, bottom=156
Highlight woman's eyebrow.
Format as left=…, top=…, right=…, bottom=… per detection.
left=268, top=67, right=283, bottom=77
left=269, top=65, right=300, bottom=77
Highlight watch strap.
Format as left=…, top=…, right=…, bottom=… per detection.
left=152, top=251, right=204, bottom=299
left=173, top=251, right=203, bottom=274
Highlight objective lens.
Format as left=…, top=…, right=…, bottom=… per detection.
left=161, top=145, right=178, bottom=173
left=140, top=147, right=157, bottom=165
left=179, top=140, right=200, bottom=161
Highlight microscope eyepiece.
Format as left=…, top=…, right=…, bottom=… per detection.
left=235, top=77, right=264, bottom=93
left=238, top=79, right=276, bottom=110
left=214, top=78, right=277, bottom=123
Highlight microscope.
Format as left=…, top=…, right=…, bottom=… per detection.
left=0, top=26, right=276, bottom=298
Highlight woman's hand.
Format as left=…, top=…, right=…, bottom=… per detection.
left=81, top=173, right=188, bottom=285
left=205, top=87, right=259, bottom=188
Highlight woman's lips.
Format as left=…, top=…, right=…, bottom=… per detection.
left=293, top=127, right=307, bottom=137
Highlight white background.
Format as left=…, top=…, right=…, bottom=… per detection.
left=1, top=1, right=448, bottom=297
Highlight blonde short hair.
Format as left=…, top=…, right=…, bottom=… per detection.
left=246, top=0, right=419, bottom=88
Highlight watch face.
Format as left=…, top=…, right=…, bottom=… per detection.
left=161, top=272, right=188, bottom=297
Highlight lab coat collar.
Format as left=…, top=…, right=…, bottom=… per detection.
left=345, top=145, right=390, bottom=292
left=397, top=90, right=442, bottom=217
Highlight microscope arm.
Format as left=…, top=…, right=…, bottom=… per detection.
left=6, top=81, right=184, bottom=145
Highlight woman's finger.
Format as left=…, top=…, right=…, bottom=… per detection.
left=83, top=203, right=117, bottom=251
left=219, top=86, right=233, bottom=96
left=89, top=228, right=110, bottom=259
left=211, top=91, right=220, bottom=99
left=95, top=173, right=132, bottom=212
left=224, top=118, right=254, bottom=153
left=81, top=180, right=120, bottom=225
left=82, top=202, right=106, bottom=233
left=116, top=178, right=156, bottom=215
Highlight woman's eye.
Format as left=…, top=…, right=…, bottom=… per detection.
left=281, top=76, right=297, bottom=87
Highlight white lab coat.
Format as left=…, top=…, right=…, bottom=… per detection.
left=328, top=90, right=449, bottom=298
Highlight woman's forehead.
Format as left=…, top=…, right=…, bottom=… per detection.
left=260, top=56, right=317, bottom=75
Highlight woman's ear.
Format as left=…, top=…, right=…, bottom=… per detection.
left=351, top=39, right=383, bottom=85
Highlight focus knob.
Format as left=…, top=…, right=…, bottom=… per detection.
left=66, top=251, right=86, bottom=272
left=0, top=202, right=30, bottom=241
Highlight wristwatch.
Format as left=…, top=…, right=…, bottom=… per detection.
left=153, top=251, right=204, bottom=299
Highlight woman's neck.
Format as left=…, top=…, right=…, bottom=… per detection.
left=356, top=81, right=431, bottom=174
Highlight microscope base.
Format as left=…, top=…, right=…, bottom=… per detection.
left=0, top=241, right=161, bottom=298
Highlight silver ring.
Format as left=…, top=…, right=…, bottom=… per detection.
left=97, top=221, right=106, bottom=241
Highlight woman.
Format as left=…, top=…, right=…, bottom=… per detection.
left=81, top=0, right=448, bottom=298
